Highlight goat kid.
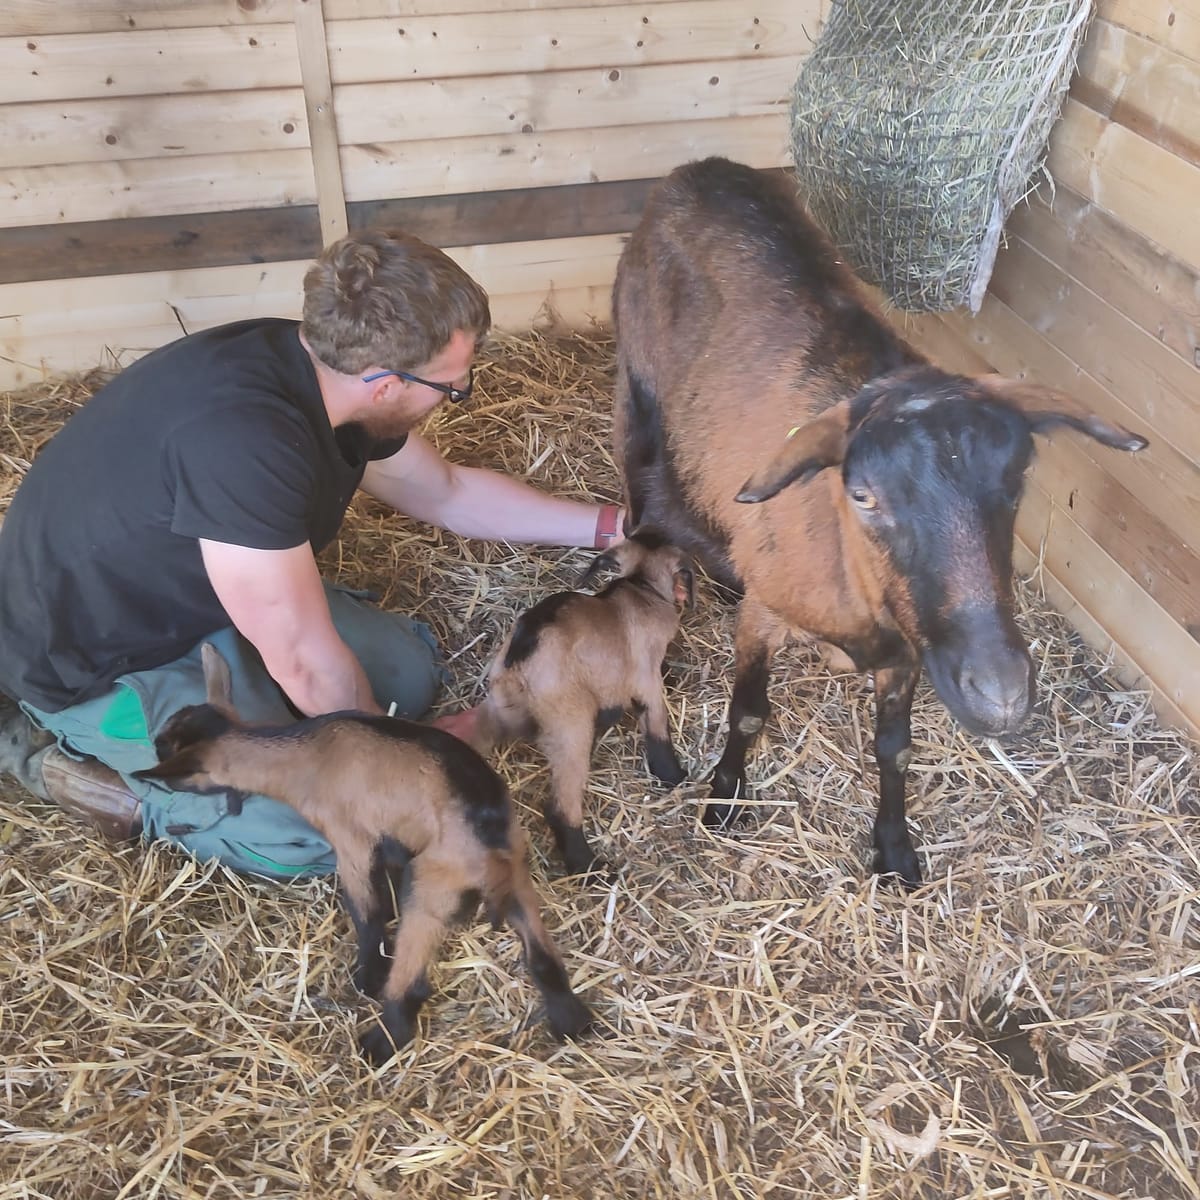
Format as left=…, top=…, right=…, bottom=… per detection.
left=138, top=643, right=594, bottom=1063
left=470, top=533, right=693, bottom=877
left=613, top=157, right=1148, bottom=887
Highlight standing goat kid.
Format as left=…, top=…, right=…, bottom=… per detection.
left=139, top=643, right=594, bottom=1064
left=613, top=157, right=1148, bottom=887
left=471, top=532, right=693, bottom=877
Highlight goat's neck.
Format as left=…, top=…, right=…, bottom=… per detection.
left=616, top=574, right=674, bottom=608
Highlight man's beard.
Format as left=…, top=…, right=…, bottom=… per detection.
left=356, top=409, right=418, bottom=440
left=346, top=398, right=430, bottom=441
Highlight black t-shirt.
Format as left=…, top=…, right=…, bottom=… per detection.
left=0, top=319, right=404, bottom=712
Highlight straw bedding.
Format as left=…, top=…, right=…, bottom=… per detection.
left=1, top=331, right=1197, bottom=1199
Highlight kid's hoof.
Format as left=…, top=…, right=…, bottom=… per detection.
left=547, top=995, right=595, bottom=1041
left=872, top=843, right=922, bottom=891
left=359, top=1017, right=415, bottom=1065
left=701, top=800, right=745, bottom=830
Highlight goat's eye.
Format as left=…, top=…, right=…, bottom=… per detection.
left=849, top=486, right=878, bottom=511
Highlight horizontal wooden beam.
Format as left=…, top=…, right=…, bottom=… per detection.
left=0, top=173, right=734, bottom=285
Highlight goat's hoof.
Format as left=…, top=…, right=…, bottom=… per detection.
left=547, top=996, right=596, bottom=1041
left=353, top=964, right=387, bottom=999
left=565, top=855, right=614, bottom=885
left=872, top=844, right=922, bottom=891
left=359, top=1021, right=413, bottom=1066
left=652, top=760, right=688, bottom=787
left=701, top=800, right=745, bottom=830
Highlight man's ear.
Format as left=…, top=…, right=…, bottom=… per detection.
left=977, top=376, right=1148, bottom=452
left=735, top=401, right=852, bottom=503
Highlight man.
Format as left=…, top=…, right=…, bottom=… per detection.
left=0, top=228, right=623, bottom=879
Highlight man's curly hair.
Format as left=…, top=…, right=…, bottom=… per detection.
left=301, top=229, right=491, bottom=375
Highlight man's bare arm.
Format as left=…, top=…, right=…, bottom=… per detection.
left=199, top=539, right=381, bottom=716
left=361, top=432, right=622, bottom=546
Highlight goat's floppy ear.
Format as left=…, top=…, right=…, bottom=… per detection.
left=735, top=402, right=851, bottom=503
left=977, top=377, right=1148, bottom=452
left=200, top=642, right=236, bottom=710
left=577, top=550, right=618, bottom=589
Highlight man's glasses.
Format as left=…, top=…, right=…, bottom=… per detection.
left=361, top=366, right=476, bottom=404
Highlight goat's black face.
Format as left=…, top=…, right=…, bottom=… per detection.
left=153, top=703, right=232, bottom=762
left=844, top=374, right=1036, bottom=735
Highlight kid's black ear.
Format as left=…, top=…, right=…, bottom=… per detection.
left=577, top=551, right=618, bottom=590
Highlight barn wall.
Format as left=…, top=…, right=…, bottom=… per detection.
left=891, top=0, right=1200, bottom=737
left=0, top=0, right=818, bottom=385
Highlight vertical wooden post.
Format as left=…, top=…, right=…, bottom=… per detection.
left=295, top=0, right=349, bottom=245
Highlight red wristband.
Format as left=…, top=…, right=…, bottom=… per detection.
left=593, top=503, right=621, bottom=549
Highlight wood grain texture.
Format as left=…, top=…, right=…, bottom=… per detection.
left=295, top=0, right=349, bottom=243
left=1, top=0, right=815, bottom=102
left=1047, top=98, right=1200, bottom=273
left=1074, top=17, right=1200, bottom=167
left=0, top=233, right=626, bottom=389
left=0, top=174, right=694, bottom=284
left=3, top=115, right=789, bottom=229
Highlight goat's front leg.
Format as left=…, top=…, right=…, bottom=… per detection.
left=636, top=675, right=686, bottom=786
left=340, top=853, right=392, bottom=999
left=706, top=598, right=787, bottom=828
left=872, top=662, right=921, bottom=888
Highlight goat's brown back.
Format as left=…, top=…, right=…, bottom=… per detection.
left=197, top=722, right=499, bottom=859
left=614, top=161, right=916, bottom=642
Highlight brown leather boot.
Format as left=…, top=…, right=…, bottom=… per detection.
left=40, top=748, right=143, bottom=842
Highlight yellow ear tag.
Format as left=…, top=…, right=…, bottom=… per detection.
left=786, top=426, right=802, bottom=440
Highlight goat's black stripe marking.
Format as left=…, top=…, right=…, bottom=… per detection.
left=593, top=705, right=625, bottom=737
left=622, top=369, right=742, bottom=593
left=503, top=592, right=577, bottom=668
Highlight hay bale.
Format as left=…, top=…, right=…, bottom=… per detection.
left=1, top=331, right=1198, bottom=1198
left=790, top=0, right=1095, bottom=312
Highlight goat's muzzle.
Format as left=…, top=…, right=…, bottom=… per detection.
left=923, top=618, right=1035, bottom=737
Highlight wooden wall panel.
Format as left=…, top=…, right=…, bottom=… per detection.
left=1, top=1, right=813, bottom=102
left=985, top=238, right=1199, bottom=469
left=1, top=0, right=658, bottom=37
left=3, top=115, right=789, bottom=229
left=2, top=150, right=318, bottom=227
left=1047, top=98, right=1200, bottom=271
left=331, top=58, right=798, bottom=145
left=4, top=89, right=309, bottom=169
left=1074, top=18, right=1200, bottom=165
left=324, top=0, right=815, bottom=84
left=1103, top=0, right=1200, bottom=60
left=1005, top=188, right=1200, bottom=368
left=0, top=25, right=300, bottom=103
left=0, top=235, right=624, bottom=388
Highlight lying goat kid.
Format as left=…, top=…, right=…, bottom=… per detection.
left=472, top=533, right=693, bottom=876
left=139, top=643, right=594, bottom=1063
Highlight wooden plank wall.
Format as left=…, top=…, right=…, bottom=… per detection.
left=893, top=0, right=1200, bottom=736
left=0, top=0, right=820, bottom=386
